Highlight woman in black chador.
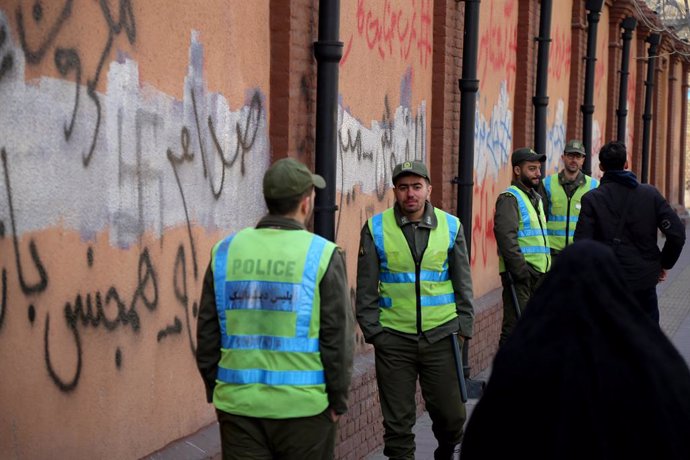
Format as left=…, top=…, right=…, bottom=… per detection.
left=461, top=240, right=690, bottom=460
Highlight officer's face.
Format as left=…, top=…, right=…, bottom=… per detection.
left=562, top=152, right=585, bottom=174
left=393, top=175, right=432, bottom=219
left=515, top=160, right=542, bottom=189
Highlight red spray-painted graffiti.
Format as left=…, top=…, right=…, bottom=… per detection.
left=549, top=27, right=571, bottom=81
left=341, top=0, right=432, bottom=69
left=478, top=0, right=517, bottom=93
left=471, top=178, right=497, bottom=269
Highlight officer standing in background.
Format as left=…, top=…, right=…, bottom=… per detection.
left=356, top=160, right=475, bottom=460
left=543, top=140, right=599, bottom=257
left=494, top=148, right=550, bottom=346
left=196, top=158, right=354, bottom=460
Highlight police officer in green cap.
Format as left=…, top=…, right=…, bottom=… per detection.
left=494, top=147, right=550, bottom=346
left=196, top=157, right=354, bottom=460
left=543, top=140, right=599, bottom=256
left=356, top=160, right=475, bottom=460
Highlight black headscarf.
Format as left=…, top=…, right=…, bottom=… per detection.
left=461, top=240, right=690, bottom=460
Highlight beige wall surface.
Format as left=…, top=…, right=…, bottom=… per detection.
left=471, top=0, right=518, bottom=296
left=0, top=1, right=270, bottom=458
left=337, top=0, right=434, bottom=348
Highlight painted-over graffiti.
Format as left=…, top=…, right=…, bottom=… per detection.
left=336, top=95, right=426, bottom=206
left=0, top=10, right=269, bottom=393
left=341, top=0, right=432, bottom=69
left=549, top=27, right=572, bottom=82
left=544, top=99, right=567, bottom=175
left=474, top=81, right=513, bottom=182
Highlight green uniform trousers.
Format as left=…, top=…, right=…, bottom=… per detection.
left=374, top=331, right=465, bottom=460
left=216, top=408, right=337, bottom=460
left=499, top=270, right=545, bottom=346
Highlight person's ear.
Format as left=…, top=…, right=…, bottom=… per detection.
left=513, top=165, right=521, bottom=176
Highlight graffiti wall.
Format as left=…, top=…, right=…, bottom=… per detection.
left=0, top=1, right=270, bottom=458
left=543, top=0, right=573, bottom=175
left=472, top=0, right=517, bottom=296
left=338, top=0, right=432, bottom=347
left=626, top=27, right=638, bottom=166
left=591, top=6, right=610, bottom=178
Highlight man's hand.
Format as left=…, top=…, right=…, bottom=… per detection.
left=659, top=269, right=667, bottom=283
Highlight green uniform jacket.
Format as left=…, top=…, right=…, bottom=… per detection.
left=196, top=215, right=355, bottom=415
left=494, top=180, right=549, bottom=281
left=356, top=202, right=475, bottom=343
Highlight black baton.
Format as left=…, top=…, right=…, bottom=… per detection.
left=506, top=272, right=522, bottom=319
left=451, top=332, right=468, bottom=403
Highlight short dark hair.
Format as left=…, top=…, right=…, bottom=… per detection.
left=599, top=141, right=627, bottom=171
left=265, top=187, right=312, bottom=215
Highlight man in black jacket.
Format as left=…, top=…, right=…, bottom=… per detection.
left=574, top=141, right=685, bottom=322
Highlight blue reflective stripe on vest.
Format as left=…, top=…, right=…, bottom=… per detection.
left=445, top=213, right=458, bottom=252
left=379, top=269, right=450, bottom=283
left=421, top=293, right=456, bottom=307
left=506, top=188, right=533, bottom=230
left=546, top=229, right=574, bottom=237
left=214, top=235, right=235, bottom=336
left=218, top=368, right=325, bottom=386
left=590, top=178, right=599, bottom=190
left=521, top=246, right=551, bottom=254
left=518, top=229, right=547, bottom=237
left=222, top=335, right=319, bottom=353
left=371, top=213, right=388, bottom=271
left=544, top=175, right=553, bottom=200
left=224, top=280, right=300, bottom=312
left=548, top=215, right=579, bottom=223
left=379, top=293, right=456, bottom=308
left=295, top=236, right=328, bottom=338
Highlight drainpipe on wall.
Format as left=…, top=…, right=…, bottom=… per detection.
left=455, top=0, right=482, bottom=398
left=616, top=17, right=637, bottom=143
left=641, top=34, right=661, bottom=184
left=533, top=0, right=553, bottom=166
left=313, top=0, right=342, bottom=241
left=582, top=0, right=604, bottom=175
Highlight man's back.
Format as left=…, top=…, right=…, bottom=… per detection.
left=575, top=179, right=684, bottom=289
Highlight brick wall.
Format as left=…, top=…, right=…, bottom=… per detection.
left=513, top=0, right=539, bottom=150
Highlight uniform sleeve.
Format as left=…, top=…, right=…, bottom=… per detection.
left=196, top=263, right=221, bottom=403
left=493, top=193, right=530, bottom=281
left=355, top=224, right=384, bottom=342
left=655, top=191, right=686, bottom=269
left=318, top=248, right=355, bottom=415
left=448, top=221, right=475, bottom=338
left=573, top=192, right=595, bottom=241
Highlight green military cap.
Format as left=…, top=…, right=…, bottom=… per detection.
left=263, top=158, right=326, bottom=199
left=511, top=147, right=546, bottom=166
left=564, top=139, right=586, bottom=155
left=392, top=160, right=430, bottom=184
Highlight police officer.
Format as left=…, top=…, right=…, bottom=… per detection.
left=356, top=160, right=475, bottom=460
left=196, top=158, right=354, bottom=460
left=494, top=148, right=550, bottom=346
left=543, top=140, right=599, bottom=256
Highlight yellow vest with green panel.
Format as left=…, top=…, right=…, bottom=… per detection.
left=498, top=186, right=551, bottom=273
left=211, top=227, right=336, bottom=419
left=544, top=174, right=599, bottom=251
left=368, top=207, right=459, bottom=334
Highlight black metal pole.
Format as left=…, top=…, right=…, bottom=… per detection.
left=534, top=0, right=553, bottom=163
left=582, top=0, right=604, bottom=175
left=616, top=17, right=637, bottom=143
left=455, top=0, right=482, bottom=398
left=641, top=33, right=661, bottom=184
left=313, top=0, right=342, bottom=241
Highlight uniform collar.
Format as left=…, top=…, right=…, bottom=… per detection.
left=256, top=214, right=306, bottom=230
left=558, top=170, right=586, bottom=187
left=393, top=201, right=437, bottom=228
